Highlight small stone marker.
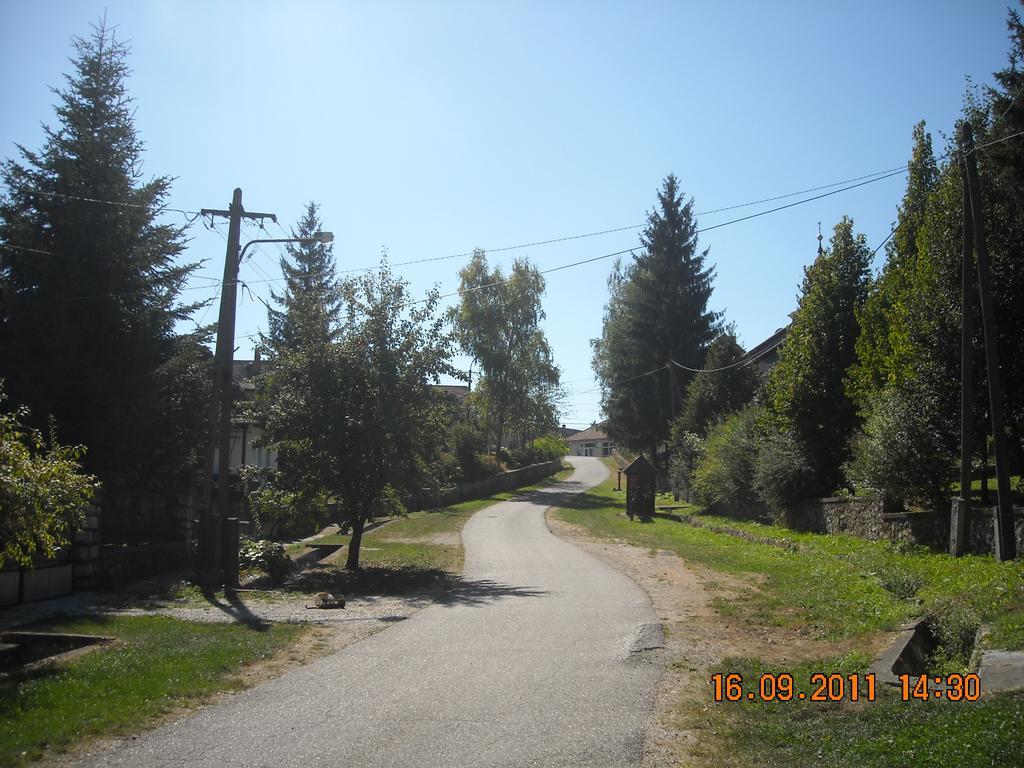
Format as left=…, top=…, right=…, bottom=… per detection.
left=624, top=455, right=655, bottom=522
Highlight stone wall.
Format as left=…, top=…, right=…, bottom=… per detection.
left=73, top=495, right=194, bottom=591
left=789, top=496, right=1024, bottom=556
left=405, top=460, right=564, bottom=512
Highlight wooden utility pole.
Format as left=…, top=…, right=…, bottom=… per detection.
left=959, top=123, right=1017, bottom=561
left=197, top=189, right=277, bottom=587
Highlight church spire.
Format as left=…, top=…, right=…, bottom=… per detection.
left=817, top=221, right=824, bottom=257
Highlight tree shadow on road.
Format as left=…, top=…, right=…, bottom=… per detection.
left=437, top=577, right=548, bottom=607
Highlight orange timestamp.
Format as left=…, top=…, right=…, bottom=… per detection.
left=711, top=672, right=877, bottom=702
left=711, top=672, right=983, bottom=703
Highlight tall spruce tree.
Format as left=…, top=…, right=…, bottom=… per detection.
left=592, top=175, right=720, bottom=460
left=0, top=19, right=205, bottom=529
left=262, top=202, right=343, bottom=356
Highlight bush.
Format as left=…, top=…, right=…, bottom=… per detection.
left=693, top=406, right=761, bottom=513
left=753, top=426, right=818, bottom=525
left=0, top=386, right=97, bottom=568
left=452, top=421, right=493, bottom=479
left=924, top=598, right=981, bottom=674
left=239, top=465, right=329, bottom=540
left=668, top=427, right=704, bottom=502
left=529, top=435, right=569, bottom=462
left=239, top=538, right=291, bottom=581
left=845, top=383, right=954, bottom=510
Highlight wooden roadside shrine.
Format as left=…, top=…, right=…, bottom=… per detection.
left=624, top=455, right=656, bottom=522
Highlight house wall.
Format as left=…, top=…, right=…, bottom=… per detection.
left=213, top=424, right=278, bottom=470
left=569, top=440, right=614, bottom=457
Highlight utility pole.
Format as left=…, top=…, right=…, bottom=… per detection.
left=959, top=123, right=1016, bottom=561
left=197, top=189, right=277, bottom=587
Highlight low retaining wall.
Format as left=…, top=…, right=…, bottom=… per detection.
left=405, top=460, right=564, bottom=512
left=791, top=497, right=1024, bottom=556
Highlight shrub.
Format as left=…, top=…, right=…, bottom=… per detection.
left=693, top=406, right=761, bottom=513
left=529, top=435, right=569, bottom=462
left=845, top=383, right=954, bottom=510
left=452, top=421, right=492, bottom=479
left=924, top=598, right=981, bottom=673
left=0, top=386, right=97, bottom=568
left=239, top=465, right=329, bottom=540
left=668, top=427, right=704, bottom=502
left=753, top=426, right=818, bottom=525
left=239, top=538, right=291, bottom=581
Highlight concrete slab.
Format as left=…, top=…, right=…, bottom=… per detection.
left=978, top=650, right=1024, bottom=694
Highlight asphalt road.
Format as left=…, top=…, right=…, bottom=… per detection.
left=80, top=456, right=662, bottom=767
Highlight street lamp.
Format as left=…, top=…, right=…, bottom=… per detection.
left=200, top=224, right=335, bottom=590
left=237, top=231, right=334, bottom=264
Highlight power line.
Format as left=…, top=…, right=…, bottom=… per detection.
left=0, top=184, right=204, bottom=223
left=411, top=168, right=908, bottom=309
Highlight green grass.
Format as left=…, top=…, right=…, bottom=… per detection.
left=0, top=615, right=304, bottom=766
left=557, top=469, right=1024, bottom=643
left=306, top=464, right=573, bottom=573
left=282, top=465, right=573, bottom=595
left=701, top=656, right=1024, bottom=768
left=552, top=464, right=1024, bottom=765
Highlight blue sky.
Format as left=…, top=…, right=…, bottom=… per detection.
left=0, top=1, right=1013, bottom=428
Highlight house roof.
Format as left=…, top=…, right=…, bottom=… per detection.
left=434, top=384, right=470, bottom=401
left=745, top=326, right=788, bottom=364
left=566, top=421, right=610, bottom=443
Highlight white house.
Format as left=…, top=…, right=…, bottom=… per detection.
left=566, top=421, right=615, bottom=457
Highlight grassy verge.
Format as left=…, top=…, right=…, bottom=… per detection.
left=281, top=465, right=573, bottom=595
left=551, top=462, right=1024, bottom=766
left=0, top=615, right=304, bottom=766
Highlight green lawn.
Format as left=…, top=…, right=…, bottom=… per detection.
left=551, top=463, right=1024, bottom=766
left=0, top=615, right=305, bottom=766
left=281, top=465, right=573, bottom=596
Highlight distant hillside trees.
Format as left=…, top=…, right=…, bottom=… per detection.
left=0, top=20, right=208, bottom=534
left=592, top=175, right=720, bottom=461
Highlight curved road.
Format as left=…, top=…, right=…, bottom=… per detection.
left=82, top=457, right=662, bottom=767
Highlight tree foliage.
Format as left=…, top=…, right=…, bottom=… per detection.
left=0, top=20, right=207, bottom=522
left=764, top=217, right=871, bottom=496
left=593, top=175, right=720, bottom=459
left=263, top=202, right=343, bottom=355
left=253, top=259, right=455, bottom=569
left=692, top=405, right=760, bottom=513
left=453, top=250, right=562, bottom=452
left=679, top=328, right=758, bottom=437
left=0, top=385, right=97, bottom=568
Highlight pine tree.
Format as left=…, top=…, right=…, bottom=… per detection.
left=262, top=201, right=342, bottom=356
left=592, top=175, right=720, bottom=459
left=0, top=19, right=205, bottom=526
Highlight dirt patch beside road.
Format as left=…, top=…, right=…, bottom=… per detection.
left=546, top=514, right=890, bottom=768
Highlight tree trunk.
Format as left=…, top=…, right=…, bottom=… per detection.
left=346, top=516, right=365, bottom=571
